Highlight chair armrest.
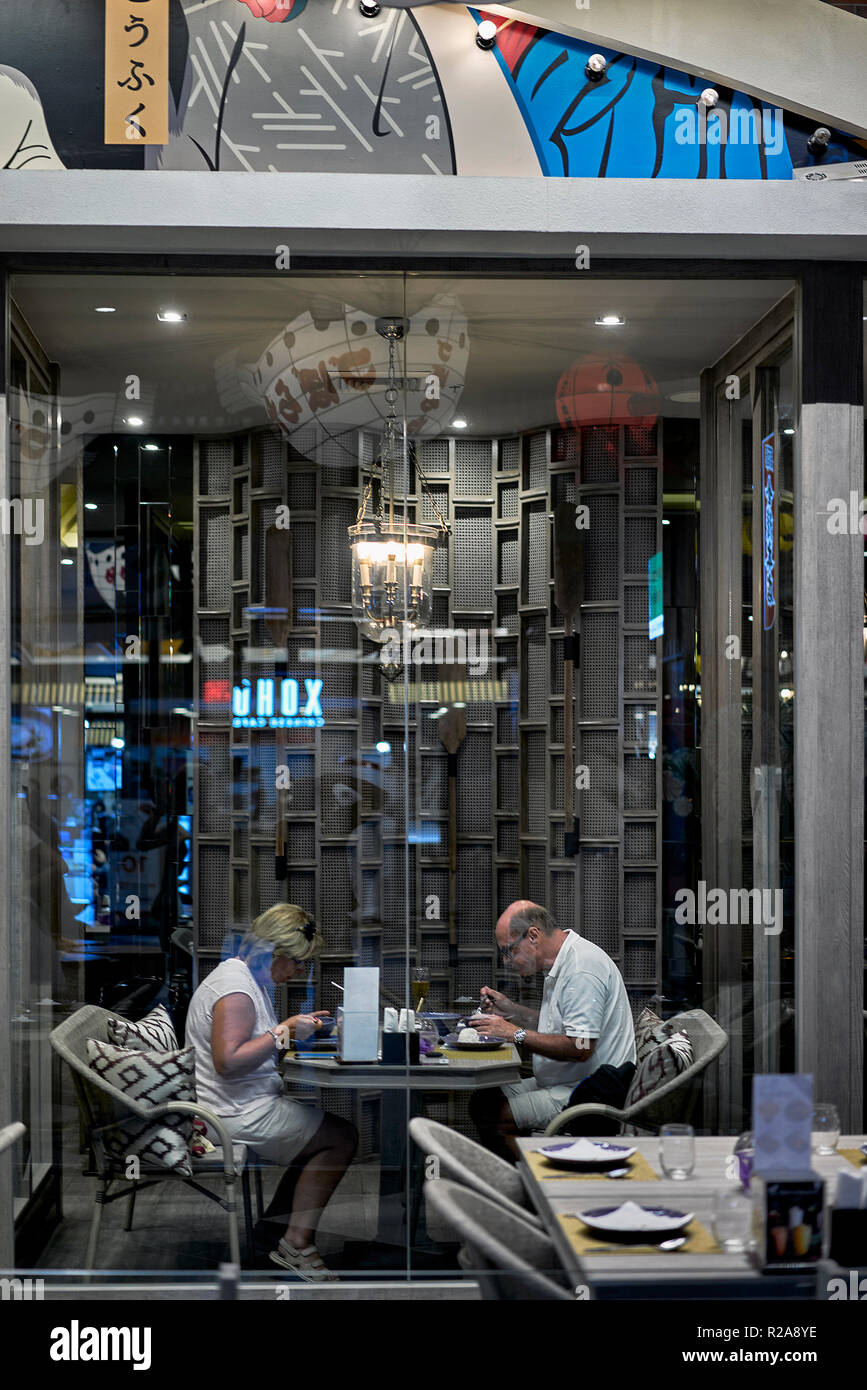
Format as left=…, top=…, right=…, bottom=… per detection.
left=543, top=1103, right=627, bottom=1136
left=155, top=1102, right=241, bottom=1180
left=543, top=1102, right=662, bottom=1138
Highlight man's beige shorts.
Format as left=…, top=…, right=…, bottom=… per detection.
left=501, top=1077, right=573, bottom=1131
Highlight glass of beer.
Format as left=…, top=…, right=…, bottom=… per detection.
left=411, top=967, right=430, bottom=1012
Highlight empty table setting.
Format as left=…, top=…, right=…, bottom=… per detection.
left=517, top=1134, right=867, bottom=1297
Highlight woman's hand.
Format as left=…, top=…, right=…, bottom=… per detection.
left=290, top=1009, right=331, bottom=1042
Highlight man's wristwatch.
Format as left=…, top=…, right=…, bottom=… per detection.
left=269, top=1026, right=284, bottom=1050
left=512, top=1028, right=527, bottom=1046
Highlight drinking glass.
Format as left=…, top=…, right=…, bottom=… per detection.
left=659, top=1123, right=695, bottom=1180
left=712, top=1189, right=752, bottom=1253
left=810, top=1103, right=841, bottom=1155
left=411, top=967, right=430, bottom=1012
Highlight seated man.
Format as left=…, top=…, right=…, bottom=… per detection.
left=468, top=900, right=636, bottom=1158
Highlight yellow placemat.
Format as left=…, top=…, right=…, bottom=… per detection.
left=437, top=1046, right=514, bottom=1063
left=839, top=1147, right=867, bottom=1168
left=526, top=1148, right=658, bottom=1183
left=558, top=1212, right=719, bottom=1256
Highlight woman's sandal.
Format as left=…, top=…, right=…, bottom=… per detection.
left=268, top=1238, right=338, bottom=1282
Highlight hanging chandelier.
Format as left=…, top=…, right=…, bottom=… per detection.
left=348, top=318, right=449, bottom=657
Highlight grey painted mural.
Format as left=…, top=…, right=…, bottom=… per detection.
left=159, top=0, right=454, bottom=174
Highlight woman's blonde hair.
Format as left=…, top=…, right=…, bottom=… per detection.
left=240, top=904, right=323, bottom=963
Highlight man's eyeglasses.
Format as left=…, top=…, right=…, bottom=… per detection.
left=500, top=927, right=530, bottom=961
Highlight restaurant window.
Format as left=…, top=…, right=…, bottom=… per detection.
left=4, top=267, right=800, bottom=1279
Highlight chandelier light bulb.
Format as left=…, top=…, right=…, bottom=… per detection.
left=476, top=19, right=498, bottom=50
left=359, top=1, right=380, bottom=16
left=585, top=53, right=608, bottom=81
left=700, top=88, right=719, bottom=109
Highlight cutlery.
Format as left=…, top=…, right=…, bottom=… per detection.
left=589, top=1235, right=687, bottom=1252
left=605, top=1167, right=631, bottom=1179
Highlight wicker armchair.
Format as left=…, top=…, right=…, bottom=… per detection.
left=543, top=1008, right=729, bottom=1138
left=51, top=1004, right=256, bottom=1269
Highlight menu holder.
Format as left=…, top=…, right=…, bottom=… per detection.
left=750, top=1074, right=824, bottom=1273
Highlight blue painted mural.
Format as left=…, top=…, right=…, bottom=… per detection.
left=0, top=1, right=862, bottom=176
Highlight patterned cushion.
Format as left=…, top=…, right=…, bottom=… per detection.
left=107, top=1003, right=178, bottom=1053
left=624, top=1030, right=694, bottom=1106
left=87, top=1039, right=195, bottom=1175
left=634, top=1007, right=678, bottom=1065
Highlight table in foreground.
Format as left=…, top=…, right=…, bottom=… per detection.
left=284, top=1046, right=522, bottom=1251
left=517, top=1135, right=867, bottom=1299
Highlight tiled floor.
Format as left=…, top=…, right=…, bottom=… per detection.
left=37, top=1075, right=452, bottom=1278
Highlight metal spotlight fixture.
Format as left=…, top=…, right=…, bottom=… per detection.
left=476, top=19, right=497, bottom=50
left=699, top=88, right=719, bottom=109
left=585, top=53, right=608, bottom=82
left=359, top=0, right=380, bottom=16
left=807, top=126, right=832, bottom=158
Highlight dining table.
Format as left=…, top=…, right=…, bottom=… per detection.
left=517, top=1134, right=867, bottom=1300
left=284, top=1041, right=522, bottom=1252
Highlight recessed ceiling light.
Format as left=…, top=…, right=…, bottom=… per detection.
left=783, top=427, right=795, bottom=435
left=452, top=418, right=468, bottom=429
left=125, top=416, right=144, bottom=427
left=94, top=306, right=116, bottom=314
left=60, top=557, right=74, bottom=566
left=375, top=741, right=391, bottom=753
left=84, top=502, right=98, bottom=511
left=662, top=519, right=670, bottom=525
left=595, top=314, right=625, bottom=327
left=143, top=443, right=161, bottom=451
left=157, top=309, right=187, bottom=323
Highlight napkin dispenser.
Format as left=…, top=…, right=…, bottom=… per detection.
left=751, top=1174, right=825, bottom=1271
left=337, top=967, right=379, bottom=1062
left=828, top=1169, right=867, bottom=1267
left=381, top=1007, right=419, bottom=1064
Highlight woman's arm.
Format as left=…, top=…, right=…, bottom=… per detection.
left=211, top=992, right=278, bottom=1078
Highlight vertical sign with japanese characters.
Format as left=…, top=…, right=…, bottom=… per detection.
left=105, top=0, right=169, bottom=145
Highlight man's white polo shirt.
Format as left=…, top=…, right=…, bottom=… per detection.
left=533, top=930, right=636, bottom=1090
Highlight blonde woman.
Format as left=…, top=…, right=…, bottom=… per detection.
left=185, top=905, right=357, bottom=1281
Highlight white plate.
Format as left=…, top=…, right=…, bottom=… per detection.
left=539, top=1139, right=637, bottom=1167
left=577, top=1201, right=693, bottom=1236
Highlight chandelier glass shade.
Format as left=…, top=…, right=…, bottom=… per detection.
left=348, top=316, right=448, bottom=649
left=349, top=521, right=438, bottom=645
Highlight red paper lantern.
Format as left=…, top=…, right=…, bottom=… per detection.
left=556, top=354, right=661, bottom=431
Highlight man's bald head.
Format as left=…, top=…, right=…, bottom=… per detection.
left=496, top=900, right=538, bottom=937
left=495, top=901, right=561, bottom=955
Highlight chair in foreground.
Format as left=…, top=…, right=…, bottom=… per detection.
left=424, top=1179, right=578, bottom=1301
left=51, top=1004, right=255, bottom=1270
left=543, top=1008, right=729, bottom=1138
left=409, top=1116, right=542, bottom=1229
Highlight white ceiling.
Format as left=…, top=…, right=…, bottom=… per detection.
left=13, top=273, right=795, bottom=438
